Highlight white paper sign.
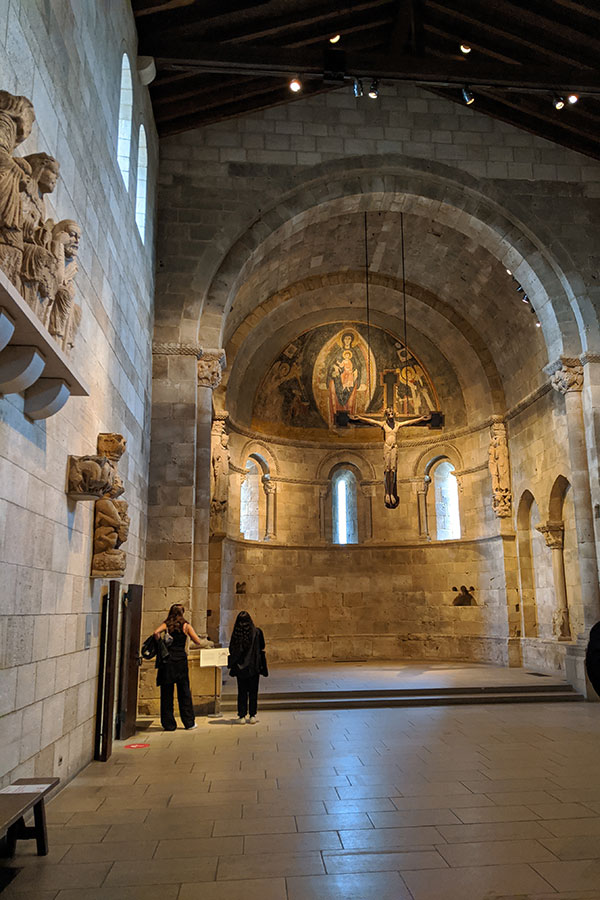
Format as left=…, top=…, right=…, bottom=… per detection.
left=199, top=647, right=229, bottom=667
left=0, top=784, right=49, bottom=794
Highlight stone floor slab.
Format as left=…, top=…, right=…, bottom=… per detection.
left=402, top=862, right=554, bottom=900
left=286, top=871, right=412, bottom=900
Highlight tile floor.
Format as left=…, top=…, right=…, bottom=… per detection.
left=3, top=700, right=600, bottom=899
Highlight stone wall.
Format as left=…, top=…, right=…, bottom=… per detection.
left=0, top=1, right=156, bottom=784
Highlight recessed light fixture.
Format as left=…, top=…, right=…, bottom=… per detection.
left=289, top=76, right=302, bottom=93
left=368, top=80, right=379, bottom=99
left=553, top=95, right=565, bottom=110
left=462, top=86, right=475, bottom=105
left=567, top=93, right=579, bottom=104
left=460, top=42, right=472, bottom=54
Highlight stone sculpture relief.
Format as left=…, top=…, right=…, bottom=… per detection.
left=210, top=416, right=230, bottom=534
left=67, top=432, right=127, bottom=500
left=488, top=417, right=512, bottom=517
left=452, top=585, right=477, bottom=606
left=0, top=90, right=82, bottom=352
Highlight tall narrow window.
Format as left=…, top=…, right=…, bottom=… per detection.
left=434, top=460, right=460, bottom=540
left=240, top=459, right=260, bottom=540
left=135, top=125, right=148, bottom=241
left=117, top=54, right=133, bottom=188
left=332, top=468, right=358, bottom=544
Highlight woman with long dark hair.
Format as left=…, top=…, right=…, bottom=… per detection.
left=154, top=603, right=203, bottom=731
left=227, top=610, right=267, bottom=724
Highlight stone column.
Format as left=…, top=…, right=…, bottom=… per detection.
left=417, top=475, right=431, bottom=539
left=535, top=521, right=571, bottom=641
left=192, top=350, right=226, bottom=632
left=262, top=476, right=277, bottom=541
left=549, top=358, right=600, bottom=634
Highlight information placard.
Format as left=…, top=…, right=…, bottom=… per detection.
left=199, top=647, right=229, bottom=667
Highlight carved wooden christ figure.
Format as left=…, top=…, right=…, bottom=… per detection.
left=350, top=407, right=430, bottom=508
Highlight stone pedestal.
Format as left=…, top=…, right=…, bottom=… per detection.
left=564, top=640, right=599, bottom=701
left=188, top=654, right=221, bottom=715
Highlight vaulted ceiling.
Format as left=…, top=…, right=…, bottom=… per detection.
left=133, top=0, right=600, bottom=160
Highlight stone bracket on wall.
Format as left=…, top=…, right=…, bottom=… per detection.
left=0, top=270, right=88, bottom=418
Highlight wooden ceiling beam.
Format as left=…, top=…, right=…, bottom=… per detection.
left=155, top=77, right=287, bottom=121
left=146, top=42, right=600, bottom=94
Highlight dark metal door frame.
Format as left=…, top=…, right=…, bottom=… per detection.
left=116, top=584, right=143, bottom=741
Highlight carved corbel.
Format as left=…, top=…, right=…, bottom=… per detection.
left=198, top=349, right=226, bottom=389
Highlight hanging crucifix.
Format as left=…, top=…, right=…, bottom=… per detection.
left=350, top=409, right=437, bottom=508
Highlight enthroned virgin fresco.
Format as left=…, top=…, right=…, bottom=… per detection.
left=252, top=322, right=439, bottom=441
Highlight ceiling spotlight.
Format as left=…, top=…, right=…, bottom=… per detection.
left=368, top=80, right=379, bottom=99
left=506, top=268, right=512, bottom=275
left=329, top=33, right=341, bottom=43
left=536, top=321, right=542, bottom=327
left=353, top=78, right=364, bottom=98
left=462, top=86, right=475, bottom=105
left=522, top=294, right=529, bottom=303
left=460, top=42, right=472, bottom=54
left=567, top=93, right=579, bottom=104
left=553, top=95, right=565, bottom=110
left=516, top=284, right=524, bottom=292
left=289, top=76, right=302, bottom=93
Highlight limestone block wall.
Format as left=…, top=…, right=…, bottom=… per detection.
left=220, top=535, right=512, bottom=664
left=0, top=2, right=156, bottom=784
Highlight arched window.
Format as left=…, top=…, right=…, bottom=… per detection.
left=433, top=460, right=460, bottom=540
left=240, top=459, right=260, bottom=540
left=135, top=125, right=148, bottom=241
left=332, top=468, right=358, bottom=545
left=117, top=54, right=133, bottom=188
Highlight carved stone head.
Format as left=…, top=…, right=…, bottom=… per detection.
left=0, top=91, right=35, bottom=145
left=97, top=432, right=127, bottom=461
left=52, top=219, right=81, bottom=259
left=25, top=152, right=60, bottom=194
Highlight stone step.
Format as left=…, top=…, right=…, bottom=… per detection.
left=221, top=684, right=583, bottom=710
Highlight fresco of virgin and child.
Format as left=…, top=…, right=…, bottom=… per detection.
left=252, top=321, right=438, bottom=439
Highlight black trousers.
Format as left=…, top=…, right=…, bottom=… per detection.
left=160, top=675, right=195, bottom=730
left=236, top=674, right=260, bottom=717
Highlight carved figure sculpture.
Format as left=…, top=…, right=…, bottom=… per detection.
left=67, top=433, right=127, bottom=501
left=0, top=91, right=35, bottom=287
left=452, top=585, right=477, bottom=606
left=350, top=408, right=429, bottom=508
left=48, top=219, right=80, bottom=349
left=90, top=496, right=128, bottom=578
left=67, top=454, right=116, bottom=499
left=20, top=153, right=60, bottom=315
left=212, top=431, right=230, bottom=507
left=488, top=418, right=512, bottom=517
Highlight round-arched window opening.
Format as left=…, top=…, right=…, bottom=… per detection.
left=332, top=468, right=358, bottom=544
left=433, top=459, right=461, bottom=540
left=240, top=458, right=260, bottom=540
left=117, top=54, right=133, bottom=188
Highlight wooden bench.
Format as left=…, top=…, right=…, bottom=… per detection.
left=0, top=778, right=59, bottom=857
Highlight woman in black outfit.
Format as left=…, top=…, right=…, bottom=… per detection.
left=227, top=610, right=267, bottom=724
left=154, top=603, right=203, bottom=731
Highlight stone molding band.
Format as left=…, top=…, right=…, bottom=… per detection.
left=152, top=342, right=204, bottom=357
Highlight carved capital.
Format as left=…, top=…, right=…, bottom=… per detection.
left=535, top=521, right=564, bottom=549
left=152, top=341, right=204, bottom=357
left=262, top=476, right=277, bottom=495
left=548, top=359, right=583, bottom=394
left=198, top=349, right=226, bottom=389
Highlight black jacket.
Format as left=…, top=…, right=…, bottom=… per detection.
left=228, top=627, right=267, bottom=678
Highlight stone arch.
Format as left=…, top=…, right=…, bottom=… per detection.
left=413, top=443, right=464, bottom=477
left=516, top=489, right=539, bottom=638
left=193, top=156, right=588, bottom=358
left=237, top=439, right=280, bottom=476
left=548, top=474, right=571, bottom=521
left=316, top=450, right=375, bottom=482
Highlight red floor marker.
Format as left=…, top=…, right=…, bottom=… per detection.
left=124, top=743, right=150, bottom=749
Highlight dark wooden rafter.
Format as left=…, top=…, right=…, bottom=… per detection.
left=133, top=0, right=600, bottom=159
